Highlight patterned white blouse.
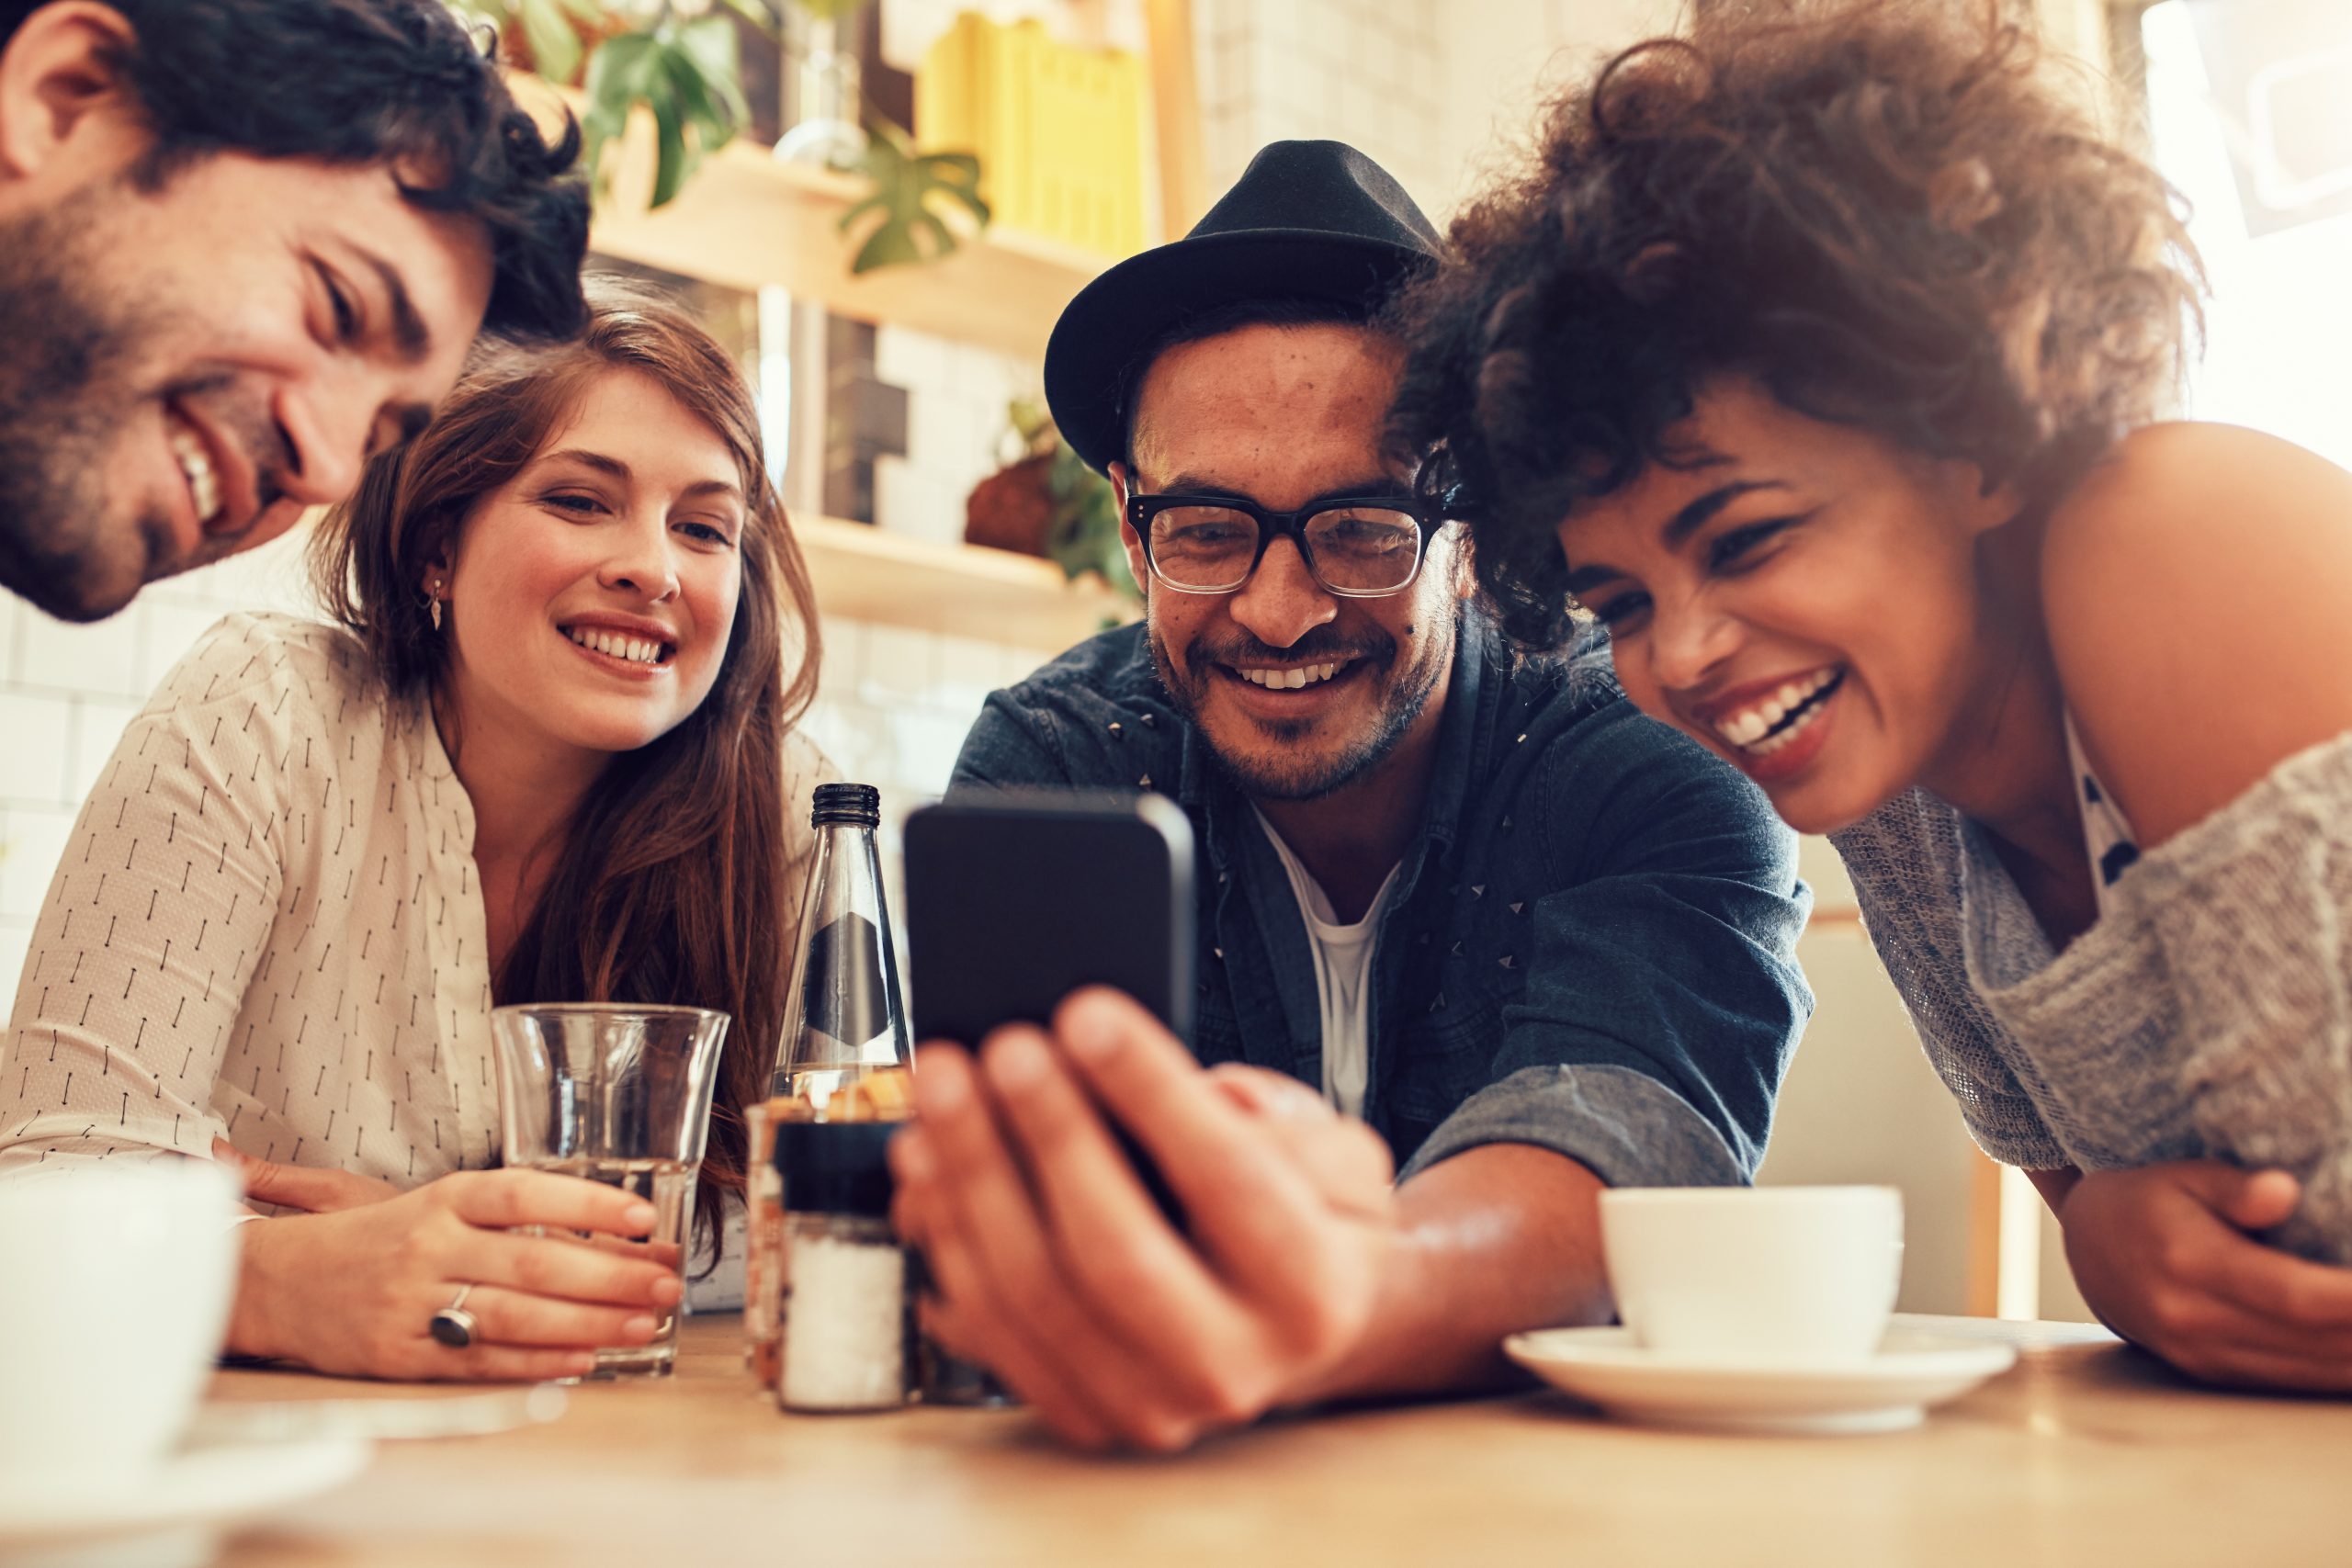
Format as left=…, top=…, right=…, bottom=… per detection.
left=1, top=613, right=822, bottom=1193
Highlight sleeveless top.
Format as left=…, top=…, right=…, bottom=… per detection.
left=2065, top=713, right=2141, bottom=911
left=1829, top=724, right=2352, bottom=1265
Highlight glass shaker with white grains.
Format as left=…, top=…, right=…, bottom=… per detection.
left=772, top=1118, right=911, bottom=1413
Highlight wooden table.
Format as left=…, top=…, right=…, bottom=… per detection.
left=203, top=1314, right=2351, bottom=1567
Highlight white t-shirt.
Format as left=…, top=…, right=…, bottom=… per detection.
left=1253, top=811, right=1401, bottom=1118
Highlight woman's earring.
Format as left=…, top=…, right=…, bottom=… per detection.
left=428, top=581, right=445, bottom=632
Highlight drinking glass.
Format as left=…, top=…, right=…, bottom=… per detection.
left=489, top=1003, right=731, bottom=1377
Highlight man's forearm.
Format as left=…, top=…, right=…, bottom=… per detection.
left=1298, top=1143, right=1611, bottom=1404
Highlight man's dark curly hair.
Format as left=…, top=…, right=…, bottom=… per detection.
left=1388, top=0, right=2203, bottom=649
left=2, top=0, right=588, bottom=341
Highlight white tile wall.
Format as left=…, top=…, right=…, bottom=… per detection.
left=873, top=325, right=1039, bottom=547
left=1193, top=0, right=1451, bottom=212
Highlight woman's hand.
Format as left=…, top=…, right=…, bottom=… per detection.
left=219, top=1140, right=401, bottom=1213
left=2059, top=1161, right=2352, bottom=1391
left=220, top=1150, right=684, bottom=1382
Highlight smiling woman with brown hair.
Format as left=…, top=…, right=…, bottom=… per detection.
left=1394, top=0, right=2352, bottom=1391
left=0, top=277, right=830, bottom=1381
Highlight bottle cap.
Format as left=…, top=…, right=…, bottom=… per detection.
left=811, top=783, right=882, bottom=829
left=772, top=1118, right=900, bottom=1216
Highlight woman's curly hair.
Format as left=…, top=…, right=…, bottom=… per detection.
left=1389, top=0, right=2204, bottom=649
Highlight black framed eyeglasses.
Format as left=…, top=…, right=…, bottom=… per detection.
left=1127, top=491, right=1446, bottom=598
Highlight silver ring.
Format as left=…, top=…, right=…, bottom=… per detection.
left=428, top=1283, right=479, bottom=1348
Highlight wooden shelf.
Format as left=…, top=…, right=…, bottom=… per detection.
left=522, top=82, right=1113, bottom=362
left=797, top=514, right=1130, bottom=647
left=506, top=83, right=1127, bottom=646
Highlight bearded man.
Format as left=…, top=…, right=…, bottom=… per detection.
left=895, top=141, right=1815, bottom=1451
left=0, top=0, right=587, bottom=620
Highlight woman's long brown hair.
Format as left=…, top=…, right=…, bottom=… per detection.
left=311, top=276, right=821, bottom=1258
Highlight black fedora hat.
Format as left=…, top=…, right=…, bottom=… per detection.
left=1044, top=140, right=1443, bottom=477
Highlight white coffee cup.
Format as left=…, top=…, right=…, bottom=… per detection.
left=1600, top=1185, right=1904, bottom=1361
left=0, top=1160, right=243, bottom=1486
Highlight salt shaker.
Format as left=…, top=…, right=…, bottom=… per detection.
left=771, top=1120, right=911, bottom=1413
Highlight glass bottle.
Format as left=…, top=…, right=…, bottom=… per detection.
left=773, top=783, right=911, bottom=1109
left=749, top=783, right=910, bottom=1387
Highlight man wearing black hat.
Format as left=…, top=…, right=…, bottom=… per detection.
left=889, top=143, right=1811, bottom=1450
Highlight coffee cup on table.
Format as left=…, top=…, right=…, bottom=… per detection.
left=1599, top=1185, right=1904, bottom=1360
left=0, top=1160, right=243, bottom=1487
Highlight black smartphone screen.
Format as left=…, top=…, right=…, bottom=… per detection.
left=904, top=792, right=1194, bottom=1043
left=903, top=792, right=1195, bottom=1224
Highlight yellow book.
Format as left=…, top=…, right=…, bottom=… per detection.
left=917, top=13, right=1146, bottom=262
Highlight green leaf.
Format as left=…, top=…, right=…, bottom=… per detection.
left=1044, top=444, right=1136, bottom=598
left=839, top=130, right=992, bottom=275
left=579, top=29, right=659, bottom=191
left=515, top=0, right=582, bottom=86
left=647, top=81, right=689, bottom=208
left=794, top=0, right=866, bottom=22
left=675, top=14, right=750, bottom=130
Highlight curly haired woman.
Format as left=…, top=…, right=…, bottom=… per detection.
left=1394, top=0, right=2352, bottom=1390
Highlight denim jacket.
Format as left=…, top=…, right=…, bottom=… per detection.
left=947, top=609, right=1813, bottom=1187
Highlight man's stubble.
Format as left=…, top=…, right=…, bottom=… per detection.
left=0, top=191, right=175, bottom=621
left=1148, top=607, right=1453, bottom=805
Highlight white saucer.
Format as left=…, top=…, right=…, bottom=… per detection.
left=0, top=1433, right=371, bottom=1556
left=1504, top=1325, right=2018, bottom=1436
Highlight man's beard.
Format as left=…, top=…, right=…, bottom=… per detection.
left=1151, top=617, right=1451, bottom=803
left=0, top=195, right=175, bottom=622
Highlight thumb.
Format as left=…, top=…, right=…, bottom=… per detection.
left=214, top=1137, right=396, bottom=1213
left=2218, top=1168, right=2302, bottom=1232
left=2173, top=1159, right=2301, bottom=1232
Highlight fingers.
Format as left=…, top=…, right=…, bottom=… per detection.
left=454, top=1284, right=663, bottom=1351
left=462, top=1232, right=686, bottom=1313
left=897, top=1130, right=1118, bottom=1449
left=1204, top=1066, right=1394, bottom=1219
left=216, top=1138, right=401, bottom=1213
left=1050, top=988, right=1366, bottom=1310
left=2220, top=1169, right=2303, bottom=1233
left=2191, top=1243, right=2352, bottom=1337
left=2161, top=1335, right=2352, bottom=1394
left=892, top=1063, right=1125, bottom=1448
left=2165, top=1159, right=2299, bottom=1229
left=2141, top=1164, right=2352, bottom=1333
left=1205, top=1063, right=1328, bottom=1118
left=979, top=1029, right=1252, bottom=1394
left=443, top=1168, right=661, bottom=1239
left=2129, top=1275, right=2352, bottom=1389
left=413, top=1344, right=599, bottom=1384
left=571, top=1231, right=687, bottom=1272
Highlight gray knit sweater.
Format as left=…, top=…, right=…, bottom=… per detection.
left=1829, top=733, right=2352, bottom=1264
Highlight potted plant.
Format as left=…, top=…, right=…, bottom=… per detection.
left=967, top=398, right=1140, bottom=603
left=450, top=0, right=988, bottom=270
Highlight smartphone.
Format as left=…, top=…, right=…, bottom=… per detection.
left=903, top=791, right=1195, bottom=1223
